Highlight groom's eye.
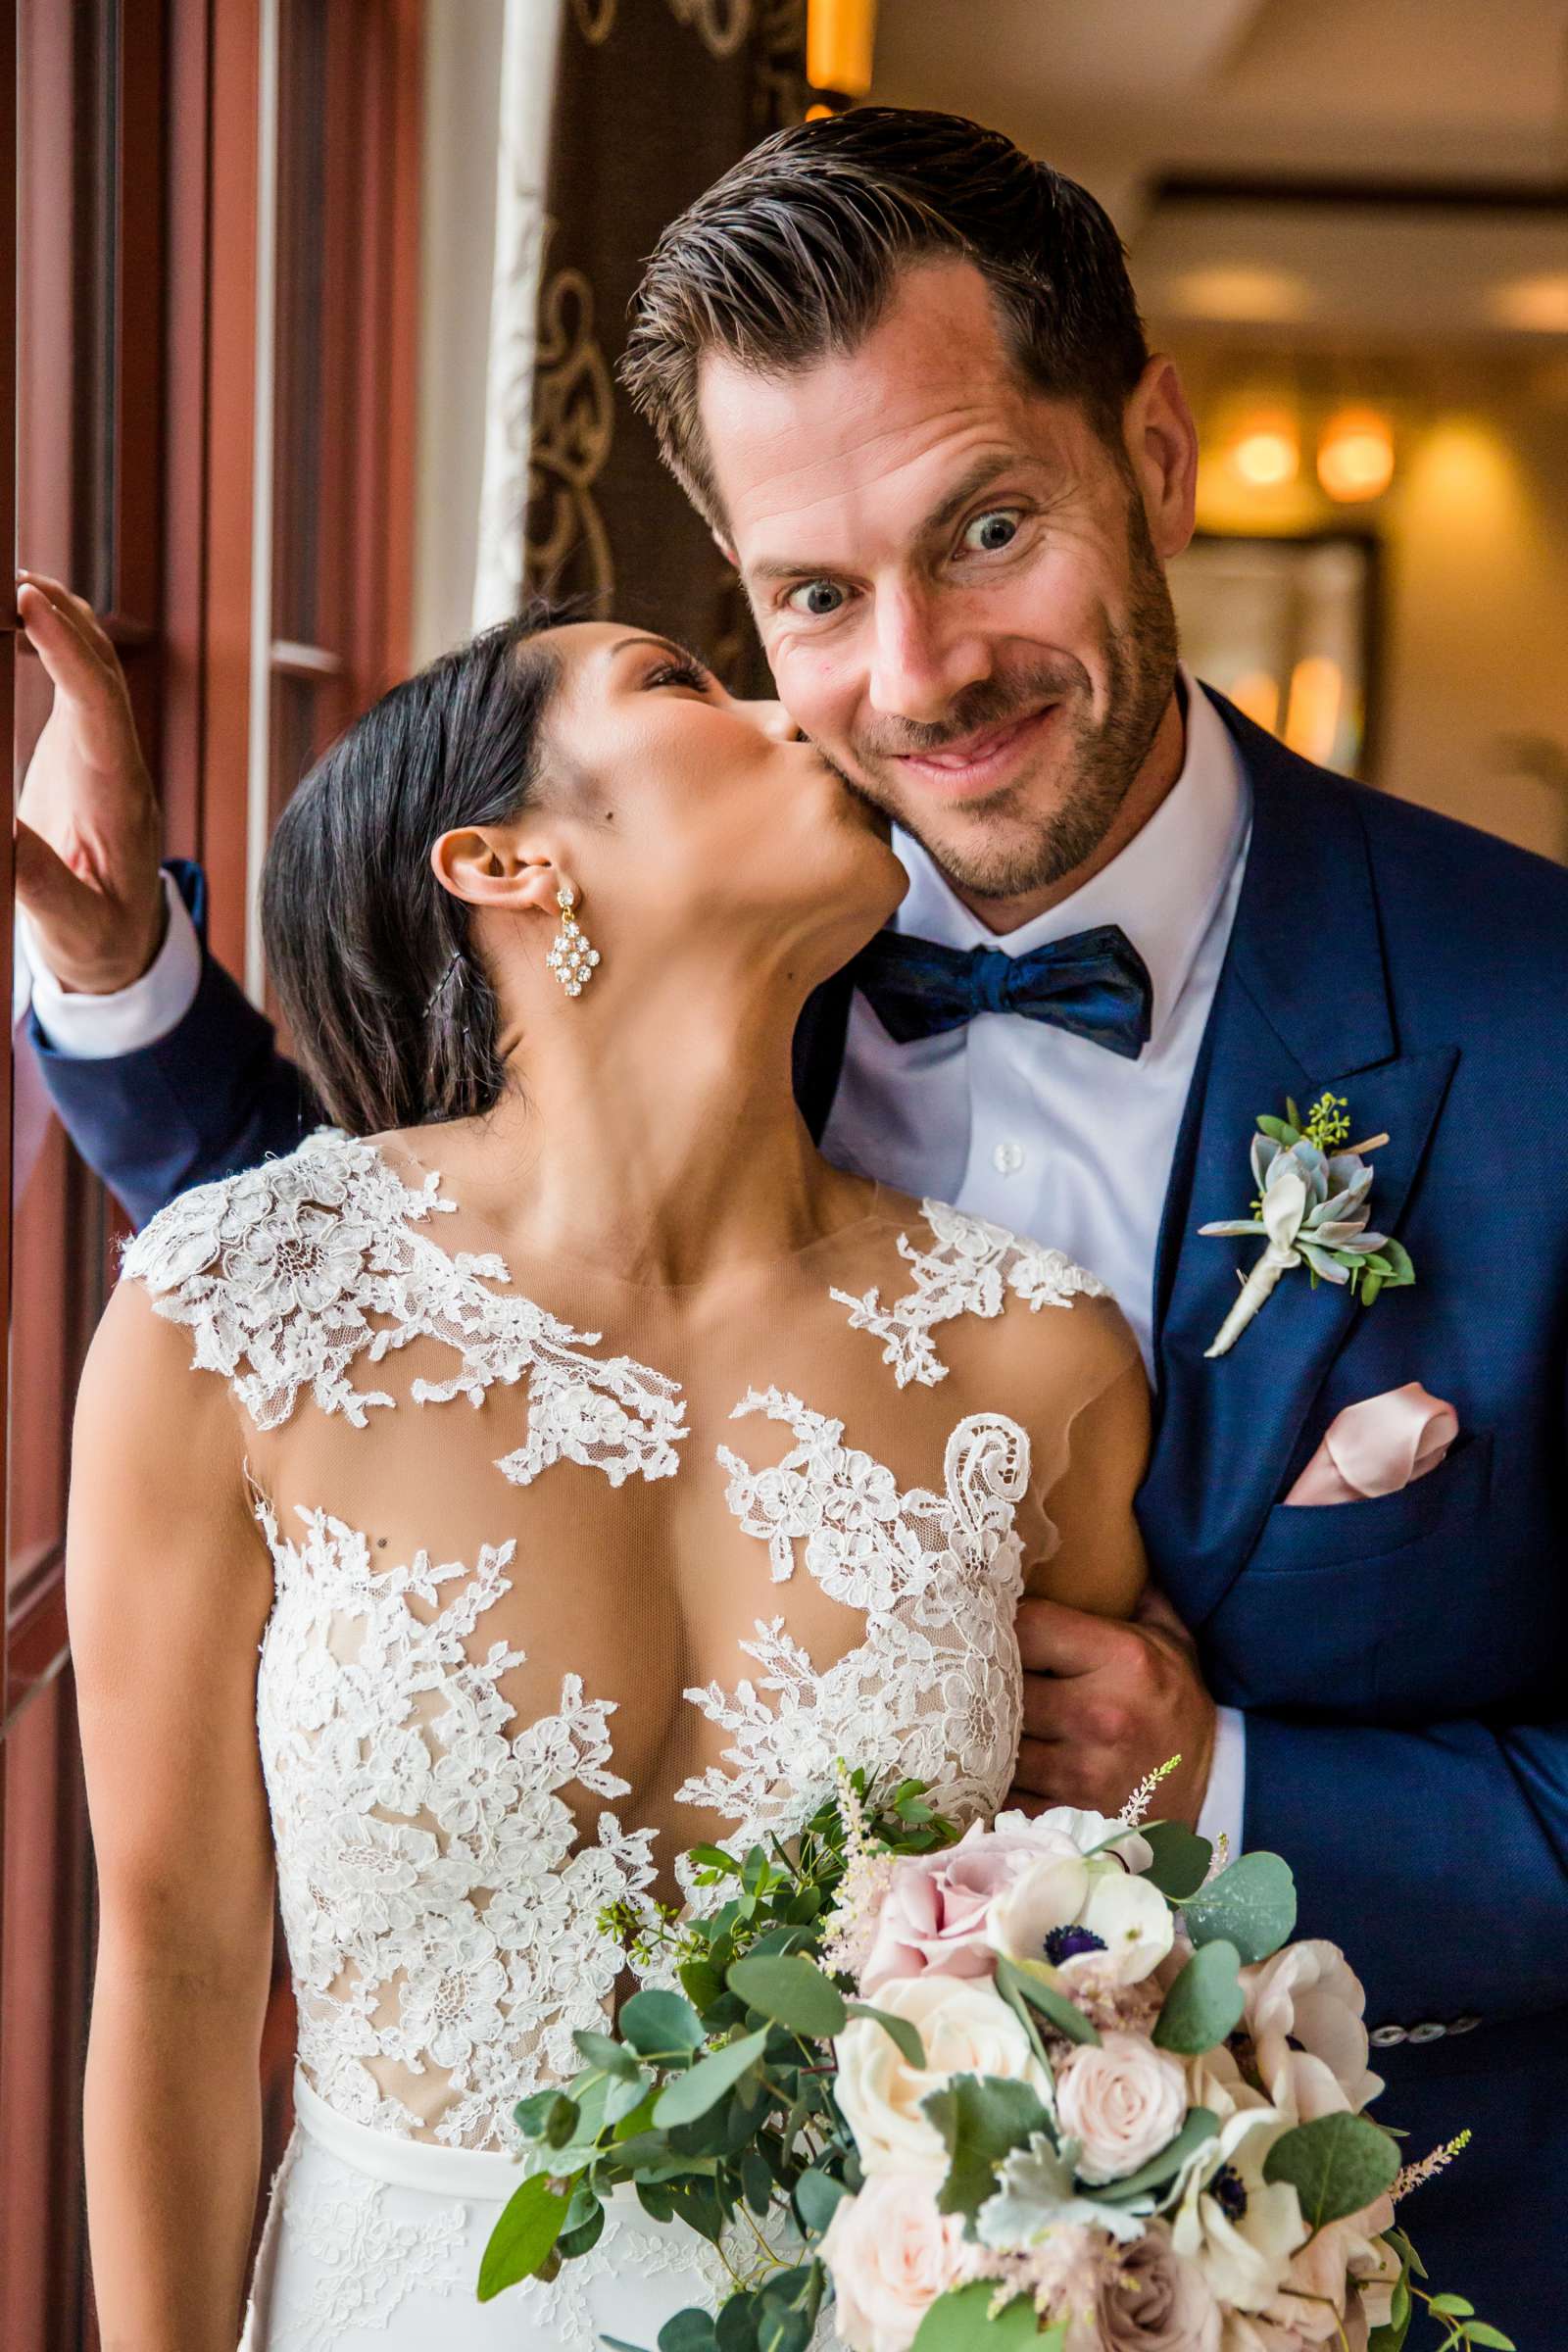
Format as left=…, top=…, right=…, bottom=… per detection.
left=962, top=509, right=1021, bottom=555
left=785, top=580, right=847, bottom=618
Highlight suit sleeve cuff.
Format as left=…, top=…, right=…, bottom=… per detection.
left=24, top=871, right=202, bottom=1058
left=1196, top=1705, right=1247, bottom=1859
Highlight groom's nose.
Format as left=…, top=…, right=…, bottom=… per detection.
left=867, top=584, right=990, bottom=725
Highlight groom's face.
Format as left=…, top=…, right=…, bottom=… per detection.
left=698, top=259, right=1195, bottom=914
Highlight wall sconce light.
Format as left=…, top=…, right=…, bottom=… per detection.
left=808, top=0, right=877, bottom=100
left=1316, top=408, right=1395, bottom=503
left=1227, top=412, right=1299, bottom=490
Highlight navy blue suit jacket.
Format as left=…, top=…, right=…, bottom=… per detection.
left=38, top=691, right=1568, bottom=2328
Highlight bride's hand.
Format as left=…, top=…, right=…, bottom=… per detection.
left=15, top=570, right=165, bottom=993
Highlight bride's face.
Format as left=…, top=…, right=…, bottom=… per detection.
left=529, top=619, right=907, bottom=975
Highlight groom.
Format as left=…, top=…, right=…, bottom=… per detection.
left=20, top=109, right=1568, bottom=2328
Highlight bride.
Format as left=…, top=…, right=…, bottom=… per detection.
left=67, top=612, right=1150, bottom=2348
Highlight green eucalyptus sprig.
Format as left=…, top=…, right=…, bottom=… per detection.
left=477, top=1772, right=956, bottom=2352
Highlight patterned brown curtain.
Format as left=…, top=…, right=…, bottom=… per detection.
left=525, top=0, right=807, bottom=686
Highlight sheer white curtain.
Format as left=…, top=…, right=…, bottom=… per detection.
left=471, top=0, right=565, bottom=632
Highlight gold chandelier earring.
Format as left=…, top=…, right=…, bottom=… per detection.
left=545, top=885, right=601, bottom=998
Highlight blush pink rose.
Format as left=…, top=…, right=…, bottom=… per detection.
left=860, top=1812, right=1136, bottom=1996
left=819, top=2175, right=969, bottom=2352
left=1054, top=2033, right=1189, bottom=2183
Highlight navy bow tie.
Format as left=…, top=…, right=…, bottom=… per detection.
left=849, top=922, right=1153, bottom=1058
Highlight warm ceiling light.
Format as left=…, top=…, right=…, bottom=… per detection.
left=1316, top=408, right=1395, bottom=502
left=808, top=0, right=877, bottom=97
left=1172, top=266, right=1311, bottom=325
left=1228, top=414, right=1299, bottom=489
left=1490, top=274, right=1568, bottom=332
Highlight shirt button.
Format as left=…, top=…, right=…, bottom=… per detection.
left=992, top=1141, right=1025, bottom=1177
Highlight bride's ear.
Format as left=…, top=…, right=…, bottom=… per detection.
left=430, top=827, right=563, bottom=915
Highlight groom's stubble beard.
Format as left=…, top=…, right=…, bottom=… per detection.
left=830, top=499, right=1181, bottom=906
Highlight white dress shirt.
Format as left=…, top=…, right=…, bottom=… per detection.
left=25, top=670, right=1250, bottom=1853
left=823, top=670, right=1252, bottom=1854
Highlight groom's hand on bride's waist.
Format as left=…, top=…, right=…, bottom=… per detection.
left=1009, top=1587, right=1217, bottom=1831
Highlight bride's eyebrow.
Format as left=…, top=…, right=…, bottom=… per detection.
left=611, top=632, right=708, bottom=669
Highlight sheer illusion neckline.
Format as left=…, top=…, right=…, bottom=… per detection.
left=368, top=1134, right=890, bottom=1298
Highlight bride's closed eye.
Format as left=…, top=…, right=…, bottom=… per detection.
left=643, top=655, right=713, bottom=695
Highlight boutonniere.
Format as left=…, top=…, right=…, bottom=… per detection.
left=1199, top=1093, right=1414, bottom=1358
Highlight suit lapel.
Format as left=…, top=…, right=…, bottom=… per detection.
left=1144, top=697, right=1458, bottom=1627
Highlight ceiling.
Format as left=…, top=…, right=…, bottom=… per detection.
left=868, top=0, right=1568, bottom=338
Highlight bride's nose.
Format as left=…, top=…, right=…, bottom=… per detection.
left=734, top=695, right=802, bottom=744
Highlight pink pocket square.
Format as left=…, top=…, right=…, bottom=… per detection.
left=1286, top=1382, right=1458, bottom=1506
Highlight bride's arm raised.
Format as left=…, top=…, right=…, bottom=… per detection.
left=68, top=1279, right=276, bottom=2350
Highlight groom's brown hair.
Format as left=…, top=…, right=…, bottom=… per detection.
left=621, top=106, right=1150, bottom=535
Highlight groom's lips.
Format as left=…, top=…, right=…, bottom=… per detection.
left=888, top=705, right=1059, bottom=802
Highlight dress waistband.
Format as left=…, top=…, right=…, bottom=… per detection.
left=292, top=2071, right=535, bottom=2203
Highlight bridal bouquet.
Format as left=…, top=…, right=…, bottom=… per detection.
left=480, top=1767, right=1505, bottom=2352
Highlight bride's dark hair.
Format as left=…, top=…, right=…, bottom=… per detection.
left=262, top=610, right=564, bottom=1136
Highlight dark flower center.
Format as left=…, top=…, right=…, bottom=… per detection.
left=1210, top=2163, right=1249, bottom=2225
left=1043, top=1925, right=1107, bottom=1966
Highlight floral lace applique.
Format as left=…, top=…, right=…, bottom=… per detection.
left=256, top=1496, right=660, bottom=2150
left=676, top=1387, right=1027, bottom=1841
left=122, top=1130, right=687, bottom=1481
left=266, top=2160, right=468, bottom=2351
left=830, top=1198, right=1108, bottom=1389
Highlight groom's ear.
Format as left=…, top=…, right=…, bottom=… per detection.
left=1123, top=355, right=1199, bottom=564
left=429, top=827, right=561, bottom=915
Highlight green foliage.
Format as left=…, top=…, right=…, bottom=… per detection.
left=653, top=2030, right=771, bottom=2128
left=844, top=1999, right=927, bottom=2069
left=993, top=1952, right=1100, bottom=2046
left=1095, top=2108, right=1218, bottom=2207
left=1182, top=1850, right=1298, bottom=1964
left=1152, top=1939, right=1245, bottom=2054
left=1262, top=2112, right=1399, bottom=2230
left=921, top=2074, right=1054, bottom=2227
left=726, top=1952, right=848, bottom=2037
left=912, top=2282, right=1063, bottom=2348
left=476, top=2169, right=581, bottom=2300
left=1140, top=1819, right=1213, bottom=1902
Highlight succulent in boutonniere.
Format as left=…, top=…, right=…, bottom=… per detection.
left=1199, top=1093, right=1415, bottom=1359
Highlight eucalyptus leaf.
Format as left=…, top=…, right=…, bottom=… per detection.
left=605, top=2070, right=653, bottom=2127
left=1262, top=2112, right=1399, bottom=2230
left=680, top=1957, right=727, bottom=2013
left=921, top=2074, right=1054, bottom=2226
left=1140, top=1820, right=1213, bottom=1902
left=658, top=2312, right=718, bottom=2352
left=559, top=2191, right=606, bottom=2259
left=572, top=2028, right=644, bottom=2081
left=912, top=2281, right=1052, bottom=2348
left=477, top=2169, right=580, bottom=2301
left=654, top=2030, right=770, bottom=2128
left=1094, top=2107, right=1218, bottom=2204
left=716, top=2291, right=760, bottom=2352
left=794, top=2166, right=849, bottom=2233
left=742, top=2148, right=776, bottom=2219
left=844, top=2000, right=927, bottom=2069
left=1183, top=1851, right=1297, bottom=1964
left=995, top=1954, right=1100, bottom=2046
left=619, top=1988, right=707, bottom=2063
left=727, top=1952, right=848, bottom=2038
left=1152, top=1939, right=1245, bottom=2054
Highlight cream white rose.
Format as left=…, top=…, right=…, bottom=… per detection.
left=833, top=1973, right=1052, bottom=2178
left=991, top=1850, right=1174, bottom=1986
left=1240, top=1941, right=1383, bottom=2122
left=1054, top=2032, right=1189, bottom=2183
left=1171, top=2108, right=1308, bottom=2312
left=819, top=2175, right=970, bottom=2352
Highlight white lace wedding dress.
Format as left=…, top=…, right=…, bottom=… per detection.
left=120, top=1129, right=1143, bottom=2351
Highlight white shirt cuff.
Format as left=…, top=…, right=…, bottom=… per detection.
left=24, top=870, right=203, bottom=1058
left=1196, top=1705, right=1247, bottom=1860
